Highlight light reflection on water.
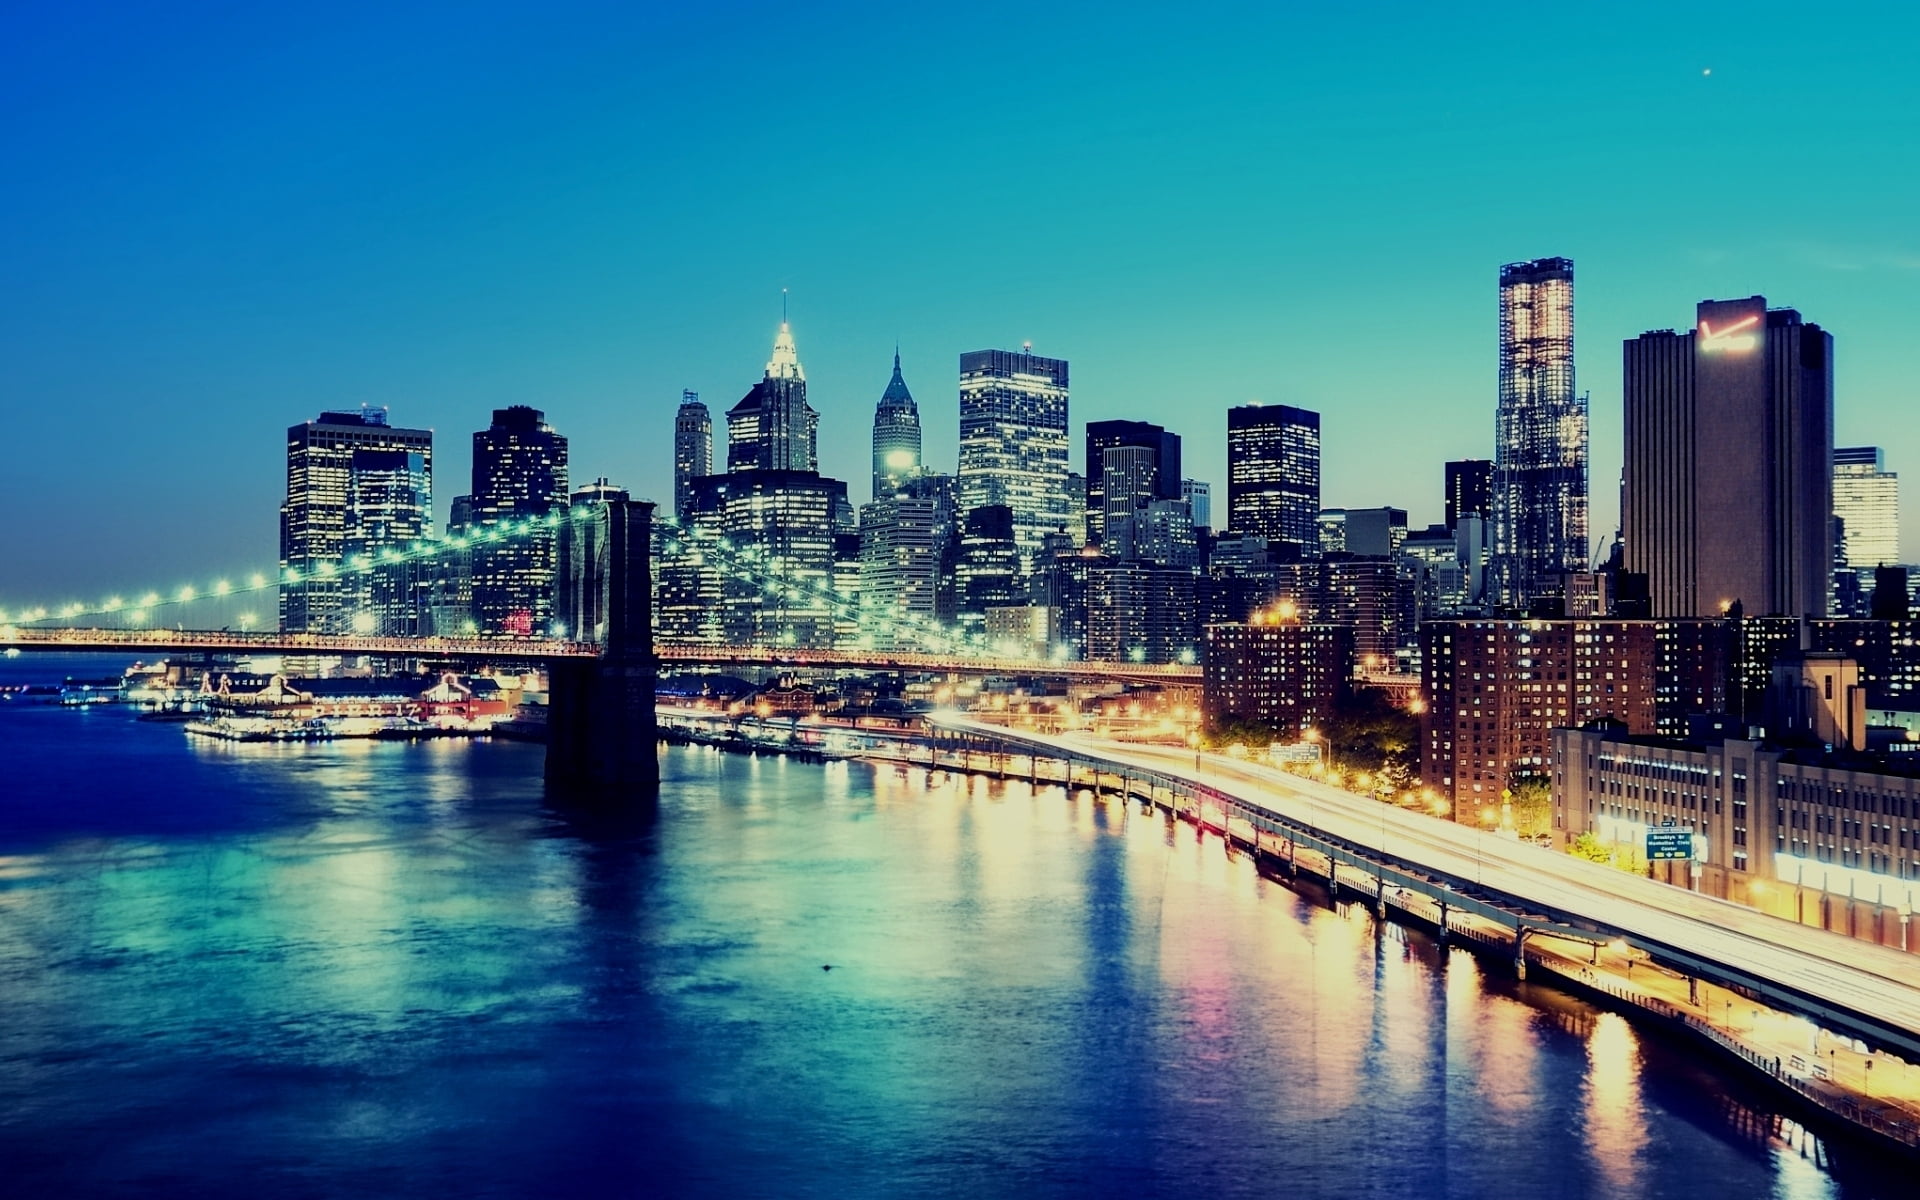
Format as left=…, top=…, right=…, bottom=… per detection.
left=0, top=686, right=1901, bottom=1198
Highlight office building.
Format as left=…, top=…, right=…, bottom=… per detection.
left=1086, top=562, right=1196, bottom=664
left=1085, top=420, right=1181, bottom=547
left=954, top=504, right=1022, bottom=634
left=1491, top=258, right=1587, bottom=607
left=1203, top=620, right=1354, bottom=741
left=1445, top=459, right=1493, bottom=532
left=684, top=469, right=847, bottom=649
left=858, top=494, right=944, bottom=650
left=468, top=406, right=569, bottom=636
left=1336, top=507, right=1408, bottom=558
left=280, top=408, right=433, bottom=634
left=728, top=321, right=819, bottom=473
left=1556, top=722, right=1920, bottom=946
left=1182, top=479, right=1211, bottom=530
left=958, top=347, right=1070, bottom=568
left=1623, top=297, right=1833, bottom=619
left=1226, top=404, right=1319, bottom=551
left=674, top=390, right=711, bottom=519
left=1835, top=447, right=1899, bottom=615
left=870, top=350, right=922, bottom=501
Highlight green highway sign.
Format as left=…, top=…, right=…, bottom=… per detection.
left=1646, top=830, right=1695, bottom=860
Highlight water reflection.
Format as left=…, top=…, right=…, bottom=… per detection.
left=0, top=706, right=1909, bottom=1197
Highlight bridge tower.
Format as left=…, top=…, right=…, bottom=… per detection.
left=545, top=499, right=659, bottom=793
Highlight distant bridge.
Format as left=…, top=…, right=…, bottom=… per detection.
left=0, top=626, right=1204, bottom=684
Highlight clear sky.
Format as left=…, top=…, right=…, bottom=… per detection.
left=3, top=1, right=1917, bottom=602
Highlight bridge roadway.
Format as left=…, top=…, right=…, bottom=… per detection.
left=932, top=715, right=1920, bottom=1061
left=0, top=627, right=1203, bottom=682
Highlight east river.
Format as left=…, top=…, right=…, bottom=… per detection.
left=0, top=656, right=1909, bottom=1198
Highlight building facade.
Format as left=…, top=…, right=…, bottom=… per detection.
left=870, top=351, right=922, bottom=501
left=957, top=348, right=1070, bottom=568
left=468, top=406, right=569, bottom=636
left=728, top=322, right=819, bottom=474
left=1226, top=404, right=1319, bottom=552
left=685, top=469, right=846, bottom=649
left=1445, top=458, right=1493, bottom=532
left=673, top=390, right=712, bottom=520
left=1085, top=420, right=1181, bottom=547
left=857, top=494, right=944, bottom=650
left=280, top=409, right=433, bottom=634
left=1418, top=618, right=1730, bottom=818
left=1623, top=297, right=1833, bottom=619
left=1203, top=620, right=1354, bottom=741
left=1491, top=258, right=1587, bottom=608
left=1556, top=725, right=1920, bottom=953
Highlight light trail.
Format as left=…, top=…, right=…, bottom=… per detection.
left=935, top=716, right=1920, bottom=1055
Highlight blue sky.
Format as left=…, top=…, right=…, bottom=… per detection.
left=3, top=1, right=1917, bottom=601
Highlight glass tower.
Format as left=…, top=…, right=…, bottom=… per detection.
left=1834, top=447, right=1899, bottom=568
left=870, top=350, right=922, bottom=501
left=280, top=408, right=433, bottom=634
left=1491, top=257, right=1586, bottom=607
left=469, top=406, right=569, bottom=636
left=1225, top=403, right=1319, bottom=552
left=728, top=322, right=818, bottom=474
left=674, top=390, right=711, bottom=519
left=957, top=347, right=1069, bottom=568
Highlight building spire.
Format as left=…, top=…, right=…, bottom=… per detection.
left=766, top=292, right=804, bottom=382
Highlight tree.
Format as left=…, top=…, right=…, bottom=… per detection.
left=1569, top=831, right=1612, bottom=863
left=1505, top=771, right=1552, bottom=840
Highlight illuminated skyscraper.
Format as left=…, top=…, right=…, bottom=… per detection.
left=1085, top=419, right=1181, bottom=547
left=1226, top=404, right=1319, bottom=552
left=728, top=321, right=818, bottom=473
left=280, top=408, right=433, bottom=634
left=1623, top=297, right=1832, bottom=619
left=957, top=347, right=1070, bottom=567
left=1444, top=459, right=1492, bottom=532
left=1491, top=258, right=1587, bottom=607
left=469, top=406, right=569, bottom=636
left=673, top=390, right=711, bottom=518
left=870, top=350, right=921, bottom=500
left=1834, top=447, right=1899, bottom=569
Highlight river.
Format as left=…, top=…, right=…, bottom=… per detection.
left=0, top=654, right=1905, bottom=1197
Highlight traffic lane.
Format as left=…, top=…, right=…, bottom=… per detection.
left=967, top=725, right=1920, bottom=1028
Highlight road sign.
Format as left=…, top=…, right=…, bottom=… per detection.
left=1646, top=830, right=1694, bottom=860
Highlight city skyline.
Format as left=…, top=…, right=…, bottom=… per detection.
left=5, top=3, right=1920, bottom=597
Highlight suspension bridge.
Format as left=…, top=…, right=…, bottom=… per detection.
left=1, top=500, right=1205, bottom=788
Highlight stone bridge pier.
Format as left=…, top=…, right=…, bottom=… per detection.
left=545, top=499, right=658, bottom=794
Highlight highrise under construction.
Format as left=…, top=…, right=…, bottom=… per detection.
left=1490, top=257, right=1587, bottom=607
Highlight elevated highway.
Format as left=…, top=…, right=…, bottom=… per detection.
left=932, top=715, right=1920, bottom=1061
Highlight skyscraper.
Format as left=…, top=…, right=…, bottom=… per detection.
left=1182, top=479, right=1212, bottom=530
left=1491, top=258, right=1586, bottom=606
left=1226, top=404, right=1319, bottom=552
left=280, top=408, right=433, bottom=634
left=958, top=347, right=1070, bottom=567
left=1444, top=459, right=1492, bottom=532
left=673, top=390, right=711, bottom=519
left=1834, top=447, right=1899, bottom=569
left=871, top=350, right=922, bottom=501
left=1085, top=419, right=1181, bottom=547
left=469, top=406, right=569, bottom=636
left=728, top=321, right=818, bottom=473
left=1623, top=297, right=1833, bottom=619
